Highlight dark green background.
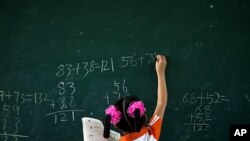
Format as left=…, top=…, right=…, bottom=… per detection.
left=0, top=0, right=249, bottom=141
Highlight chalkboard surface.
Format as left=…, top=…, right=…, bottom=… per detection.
left=0, top=0, right=250, bottom=141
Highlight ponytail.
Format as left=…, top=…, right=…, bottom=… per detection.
left=103, top=115, right=111, bottom=138
left=133, top=109, right=140, bottom=132
left=104, top=105, right=122, bottom=138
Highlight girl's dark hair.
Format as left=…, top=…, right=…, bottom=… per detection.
left=103, top=95, right=146, bottom=138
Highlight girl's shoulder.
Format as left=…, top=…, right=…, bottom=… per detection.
left=148, top=114, right=162, bottom=127
left=147, top=114, right=163, bottom=140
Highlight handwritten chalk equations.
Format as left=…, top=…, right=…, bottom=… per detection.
left=0, top=91, right=49, bottom=140
left=46, top=81, right=85, bottom=124
left=0, top=52, right=157, bottom=141
left=1, top=48, right=247, bottom=141
left=52, top=52, right=157, bottom=125
left=0, top=91, right=49, bottom=105
left=0, top=90, right=46, bottom=140
left=103, top=78, right=129, bottom=105
left=0, top=0, right=249, bottom=140
left=0, top=89, right=85, bottom=141
left=55, top=52, right=157, bottom=78
left=183, top=92, right=230, bottom=133
left=0, top=51, right=215, bottom=141
left=47, top=52, right=157, bottom=125
left=0, top=88, right=87, bottom=140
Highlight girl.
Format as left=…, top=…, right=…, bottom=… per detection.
left=104, top=55, right=167, bottom=141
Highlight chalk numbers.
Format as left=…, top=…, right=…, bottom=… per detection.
left=113, top=79, right=128, bottom=99
left=121, top=53, right=156, bottom=68
left=56, top=81, right=76, bottom=110
left=55, top=52, right=157, bottom=78
left=183, top=92, right=229, bottom=133
left=47, top=81, right=78, bottom=124
left=104, top=79, right=130, bottom=105
left=0, top=90, right=48, bottom=140
left=187, top=105, right=212, bottom=132
left=0, top=103, right=24, bottom=141
left=1, top=52, right=158, bottom=140
left=56, top=58, right=114, bottom=78
left=183, top=92, right=229, bottom=105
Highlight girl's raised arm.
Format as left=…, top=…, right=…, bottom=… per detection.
left=153, top=55, right=168, bottom=119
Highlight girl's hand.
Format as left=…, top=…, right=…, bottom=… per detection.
left=155, top=55, right=167, bottom=75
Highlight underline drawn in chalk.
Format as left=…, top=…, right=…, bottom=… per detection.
left=0, top=133, right=29, bottom=138
left=46, top=109, right=85, bottom=116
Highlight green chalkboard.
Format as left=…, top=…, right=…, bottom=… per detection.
left=0, top=0, right=250, bottom=141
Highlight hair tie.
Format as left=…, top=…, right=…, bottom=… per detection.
left=127, top=101, right=146, bottom=118
left=105, top=105, right=121, bottom=125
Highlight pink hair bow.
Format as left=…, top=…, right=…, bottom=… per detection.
left=127, top=101, right=146, bottom=118
left=105, top=105, right=121, bottom=125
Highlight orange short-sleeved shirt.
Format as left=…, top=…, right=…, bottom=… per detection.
left=119, top=115, right=162, bottom=141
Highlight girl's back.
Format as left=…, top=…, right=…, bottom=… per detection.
left=104, top=55, right=167, bottom=141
